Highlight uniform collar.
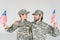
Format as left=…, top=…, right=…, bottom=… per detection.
left=20, top=19, right=27, bottom=23
left=34, top=21, right=42, bottom=24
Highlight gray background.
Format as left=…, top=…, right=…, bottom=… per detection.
left=0, top=0, right=60, bottom=40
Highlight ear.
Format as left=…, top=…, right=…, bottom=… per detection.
left=40, top=15, right=43, bottom=21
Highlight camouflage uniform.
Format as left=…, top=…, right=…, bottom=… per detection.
left=5, top=9, right=33, bottom=40
left=32, top=10, right=60, bottom=40
left=32, top=21, right=59, bottom=40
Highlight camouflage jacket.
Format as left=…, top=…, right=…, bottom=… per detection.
left=32, top=21, right=60, bottom=40
left=5, top=20, right=33, bottom=40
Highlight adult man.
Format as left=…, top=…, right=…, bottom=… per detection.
left=3, top=9, right=33, bottom=40
left=32, top=10, right=60, bottom=40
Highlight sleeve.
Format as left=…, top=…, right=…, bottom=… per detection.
left=5, top=24, right=18, bottom=33
left=47, top=25, right=60, bottom=37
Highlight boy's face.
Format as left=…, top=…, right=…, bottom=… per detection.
left=20, top=13, right=28, bottom=20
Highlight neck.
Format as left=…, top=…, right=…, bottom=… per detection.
left=37, top=20, right=41, bottom=22
left=34, top=20, right=42, bottom=24
left=34, top=19, right=41, bottom=22
left=21, top=18, right=26, bottom=21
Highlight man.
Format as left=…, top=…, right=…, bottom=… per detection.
left=32, top=10, right=60, bottom=40
left=3, top=9, right=33, bottom=40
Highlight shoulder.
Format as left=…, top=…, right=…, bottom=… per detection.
left=26, top=20, right=30, bottom=23
left=27, top=20, right=30, bottom=23
left=13, top=20, right=22, bottom=24
left=13, top=20, right=19, bottom=23
left=31, top=21, right=34, bottom=23
left=31, top=22, right=36, bottom=27
left=31, top=22, right=36, bottom=24
left=42, top=21, right=48, bottom=25
left=42, top=21, right=52, bottom=27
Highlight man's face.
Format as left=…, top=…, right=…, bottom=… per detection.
left=33, top=14, right=42, bottom=22
left=20, top=13, right=28, bottom=20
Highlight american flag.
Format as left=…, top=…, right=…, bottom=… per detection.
left=0, top=10, right=7, bottom=24
left=50, top=9, right=56, bottom=23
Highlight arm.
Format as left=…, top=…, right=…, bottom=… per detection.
left=52, top=27, right=60, bottom=37
left=47, top=23, right=60, bottom=37
left=3, top=21, right=19, bottom=33
left=5, top=24, right=18, bottom=33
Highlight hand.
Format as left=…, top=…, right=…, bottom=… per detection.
left=53, top=22, right=57, bottom=29
left=3, top=24, right=8, bottom=29
left=13, top=20, right=19, bottom=26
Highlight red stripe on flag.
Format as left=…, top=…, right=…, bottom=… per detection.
left=0, top=16, right=7, bottom=24
left=51, top=14, right=56, bottom=23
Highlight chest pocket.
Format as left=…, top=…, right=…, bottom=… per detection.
left=18, top=23, right=32, bottom=35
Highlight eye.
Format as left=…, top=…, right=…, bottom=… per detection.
left=22, top=14, right=24, bottom=15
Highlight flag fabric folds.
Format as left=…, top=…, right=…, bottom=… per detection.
left=50, top=9, right=56, bottom=23
left=0, top=10, right=7, bottom=24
